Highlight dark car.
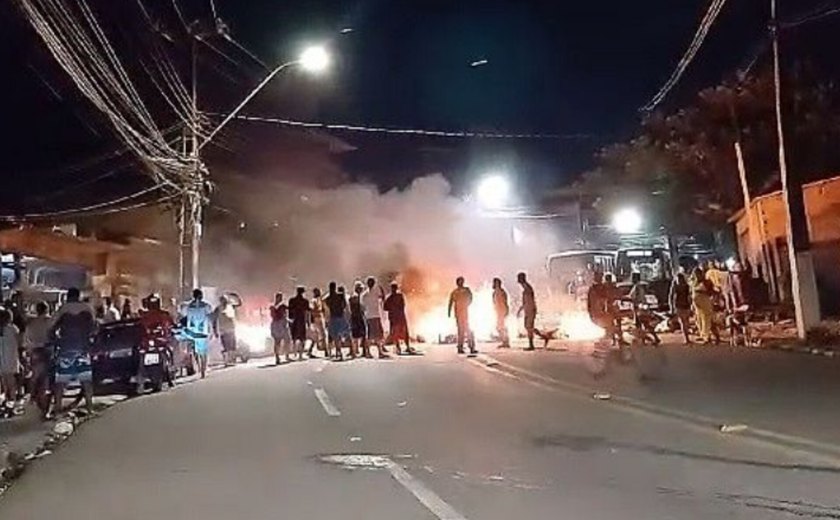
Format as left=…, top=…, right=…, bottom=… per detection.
left=91, top=319, right=176, bottom=394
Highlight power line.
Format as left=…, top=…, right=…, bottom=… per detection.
left=205, top=112, right=592, bottom=141
left=642, top=0, right=730, bottom=111
left=782, top=1, right=840, bottom=28
left=0, top=185, right=174, bottom=222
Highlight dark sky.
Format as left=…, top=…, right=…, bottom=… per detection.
left=1, top=0, right=836, bottom=212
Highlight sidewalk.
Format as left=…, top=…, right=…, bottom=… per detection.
left=481, top=341, right=840, bottom=450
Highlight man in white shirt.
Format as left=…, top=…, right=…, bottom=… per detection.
left=362, top=277, right=389, bottom=359
left=101, top=297, right=120, bottom=323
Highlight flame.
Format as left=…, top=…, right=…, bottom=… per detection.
left=558, top=311, right=605, bottom=341
left=414, top=287, right=518, bottom=343
left=236, top=323, right=271, bottom=353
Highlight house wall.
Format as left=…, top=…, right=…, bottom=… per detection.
left=734, top=175, right=840, bottom=316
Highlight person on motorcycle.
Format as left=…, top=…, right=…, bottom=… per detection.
left=628, top=272, right=660, bottom=345
left=139, top=294, right=176, bottom=389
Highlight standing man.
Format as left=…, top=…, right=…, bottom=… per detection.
left=362, top=276, right=389, bottom=359
left=101, top=297, right=120, bottom=324
left=24, top=301, right=52, bottom=416
left=310, top=287, right=329, bottom=358
left=492, top=278, right=510, bottom=348
left=213, top=295, right=238, bottom=367
left=384, top=282, right=416, bottom=355
left=50, top=288, right=96, bottom=415
left=324, top=282, right=350, bottom=361
left=448, top=276, right=476, bottom=355
left=517, top=272, right=537, bottom=351
left=288, top=287, right=311, bottom=360
left=183, top=289, right=213, bottom=378
left=270, top=293, right=291, bottom=364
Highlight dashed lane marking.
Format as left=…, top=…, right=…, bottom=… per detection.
left=320, top=454, right=468, bottom=520
left=313, top=388, right=341, bottom=417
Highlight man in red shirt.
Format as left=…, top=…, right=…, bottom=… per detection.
left=139, top=294, right=176, bottom=389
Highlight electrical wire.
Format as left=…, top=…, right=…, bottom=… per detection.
left=203, top=112, right=591, bottom=140
left=170, top=0, right=189, bottom=32
left=17, top=0, right=195, bottom=189
left=782, top=1, right=840, bottom=28
left=642, top=0, right=729, bottom=111
left=0, top=185, right=175, bottom=222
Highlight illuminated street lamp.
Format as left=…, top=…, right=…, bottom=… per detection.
left=201, top=44, right=331, bottom=149
left=299, top=45, right=331, bottom=73
left=612, top=207, right=643, bottom=234
left=476, top=174, right=511, bottom=210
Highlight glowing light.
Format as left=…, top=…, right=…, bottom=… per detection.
left=725, top=257, right=737, bottom=270
left=236, top=323, right=270, bottom=353
left=559, top=311, right=605, bottom=341
left=612, top=207, right=643, bottom=234
left=476, top=175, right=511, bottom=210
left=414, top=286, right=517, bottom=343
left=299, top=45, right=330, bottom=73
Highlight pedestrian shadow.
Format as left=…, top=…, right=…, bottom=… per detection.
left=257, top=361, right=294, bottom=369
left=533, top=433, right=840, bottom=474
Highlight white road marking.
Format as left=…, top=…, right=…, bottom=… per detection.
left=320, top=454, right=468, bottom=520
left=313, top=388, right=341, bottom=417
left=386, top=459, right=469, bottom=520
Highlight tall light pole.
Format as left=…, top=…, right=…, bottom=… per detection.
left=771, top=0, right=821, bottom=338
left=179, top=44, right=331, bottom=297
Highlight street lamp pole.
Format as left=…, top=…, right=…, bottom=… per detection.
left=177, top=44, right=330, bottom=297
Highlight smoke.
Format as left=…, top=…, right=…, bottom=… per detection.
left=203, top=174, right=560, bottom=307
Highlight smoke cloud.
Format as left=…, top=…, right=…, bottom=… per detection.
left=203, top=174, right=560, bottom=310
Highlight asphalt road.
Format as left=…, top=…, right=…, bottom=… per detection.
left=2, top=345, right=839, bottom=519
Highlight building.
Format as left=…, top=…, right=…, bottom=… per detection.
left=731, top=174, right=840, bottom=316
left=0, top=226, right=176, bottom=308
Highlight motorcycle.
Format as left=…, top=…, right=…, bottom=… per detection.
left=135, top=324, right=176, bottom=393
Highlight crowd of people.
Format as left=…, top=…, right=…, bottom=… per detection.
left=584, top=260, right=751, bottom=349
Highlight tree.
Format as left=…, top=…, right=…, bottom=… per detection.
left=582, top=66, right=840, bottom=229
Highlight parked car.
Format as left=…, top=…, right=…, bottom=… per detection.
left=91, top=319, right=176, bottom=394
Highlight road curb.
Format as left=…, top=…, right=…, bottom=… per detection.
left=473, top=353, right=840, bottom=466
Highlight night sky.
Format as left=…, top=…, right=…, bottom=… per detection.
left=1, top=0, right=836, bottom=212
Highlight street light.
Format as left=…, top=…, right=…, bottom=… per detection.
left=299, top=45, right=330, bottom=73
left=476, top=174, right=511, bottom=210
left=200, top=44, right=331, bottom=150
left=612, top=207, right=643, bottom=234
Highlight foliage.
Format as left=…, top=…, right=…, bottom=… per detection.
left=581, top=66, right=840, bottom=230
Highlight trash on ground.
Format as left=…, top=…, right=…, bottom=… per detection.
left=719, top=424, right=749, bottom=434
left=53, top=421, right=74, bottom=436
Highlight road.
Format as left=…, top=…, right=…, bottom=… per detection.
left=1, top=344, right=839, bottom=519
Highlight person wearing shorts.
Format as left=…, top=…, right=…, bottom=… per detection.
left=349, top=283, right=367, bottom=358
left=183, top=289, right=213, bottom=378
left=50, top=288, right=96, bottom=415
left=270, top=293, right=292, bottom=364
left=384, top=282, right=416, bottom=355
left=324, top=282, right=350, bottom=360
left=213, top=295, right=238, bottom=366
left=362, top=277, right=388, bottom=358
left=310, top=288, right=328, bottom=357
left=288, top=287, right=311, bottom=359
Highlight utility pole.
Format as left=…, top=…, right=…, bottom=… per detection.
left=771, top=0, right=821, bottom=338
left=178, top=24, right=214, bottom=299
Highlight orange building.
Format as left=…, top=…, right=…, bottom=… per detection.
left=731, top=175, right=840, bottom=316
